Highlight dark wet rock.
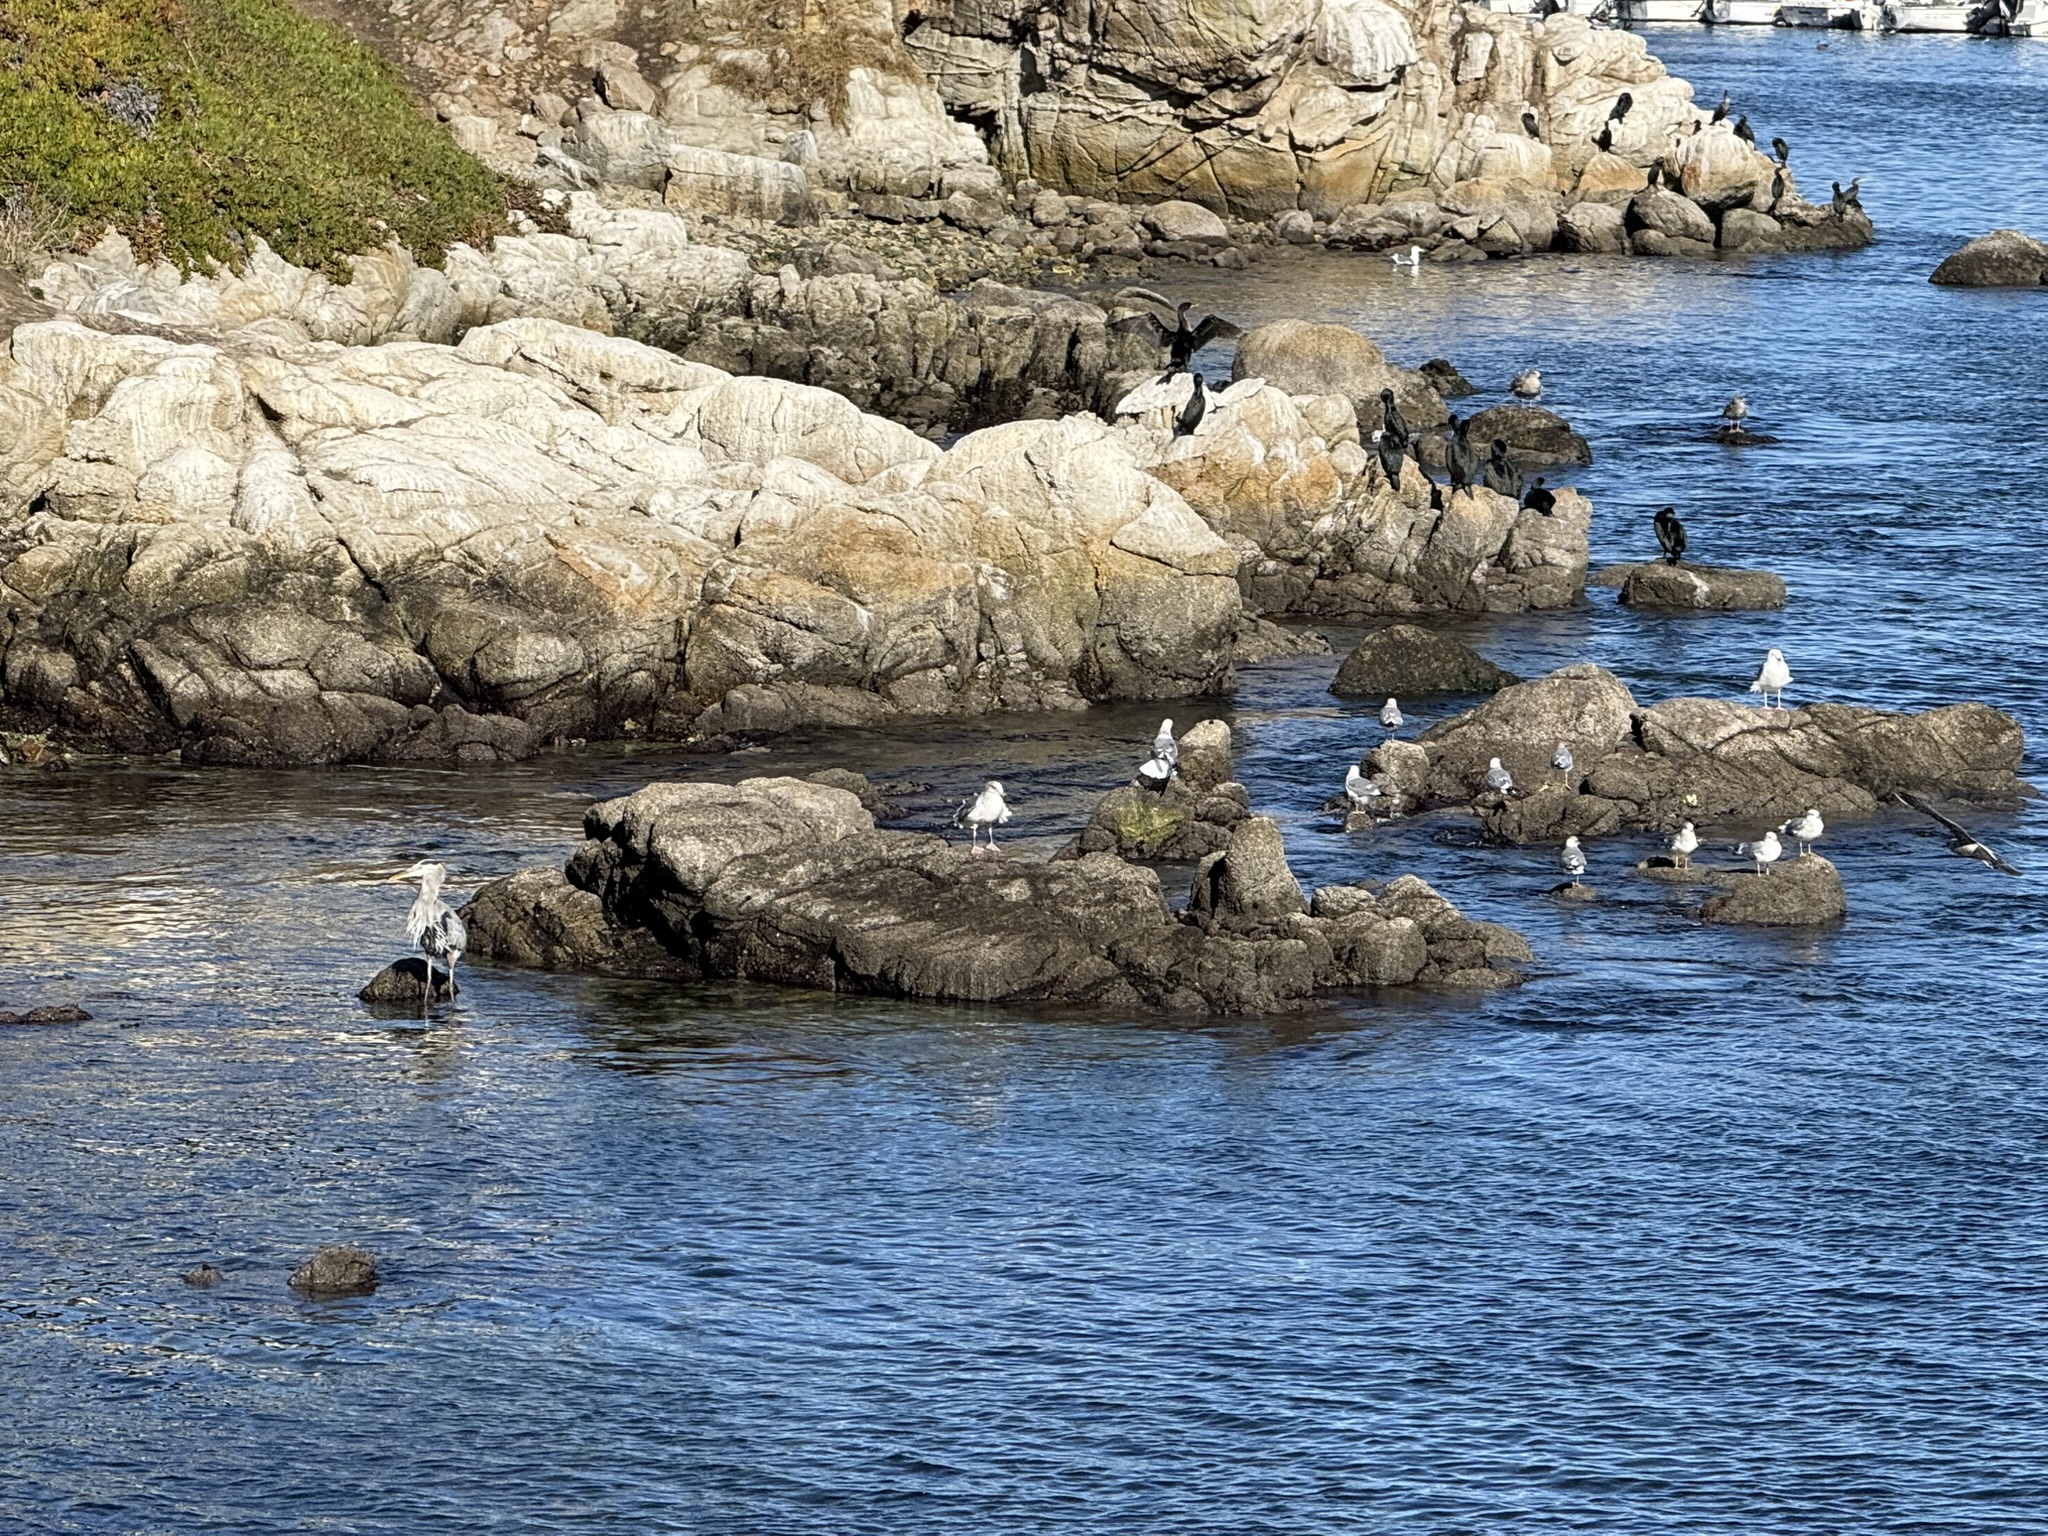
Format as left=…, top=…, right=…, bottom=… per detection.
left=1699, top=854, right=1847, bottom=926
left=1607, top=562, right=1788, bottom=612
left=288, top=1245, right=378, bottom=1297
left=0, top=1003, right=92, bottom=1025
left=1419, top=359, right=1475, bottom=398
left=489, top=775, right=1528, bottom=1014
left=1418, top=664, right=2029, bottom=843
left=1233, top=615, right=1332, bottom=665
left=462, top=868, right=693, bottom=977
left=1457, top=404, right=1592, bottom=469
left=1930, top=229, right=2048, bottom=287
left=182, top=1264, right=224, bottom=1288
left=358, top=958, right=457, bottom=1007
left=1709, top=424, right=1779, bottom=446
left=1550, top=881, right=1598, bottom=902
left=1635, top=856, right=1708, bottom=884
left=1330, top=624, right=1520, bottom=699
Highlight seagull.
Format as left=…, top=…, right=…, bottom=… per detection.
left=1110, top=290, right=1242, bottom=374
left=1391, top=244, right=1422, bottom=271
left=1561, top=835, right=1587, bottom=887
left=1510, top=368, right=1542, bottom=401
left=956, top=779, right=1011, bottom=854
left=1782, top=808, right=1824, bottom=857
left=390, top=860, right=466, bottom=1015
left=1737, top=828, right=1783, bottom=876
left=1152, top=718, right=1179, bottom=769
left=1344, top=764, right=1383, bottom=812
left=1485, top=757, right=1516, bottom=797
left=1552, top=743, right=1574, bottom=776
left=1896, top=792, right=2022, bottom=876
left=1670, top=821, right=1699, bottom=870
left=1381, top=697, right=1404, bottom=730
left=1174, top=372, right=1208, bottom=438
left=1722, top=394, right=1748, bottom=424
left=1655, top=506, right=1687, bottom=566
left=1750, top=648, right=1792, bottom=710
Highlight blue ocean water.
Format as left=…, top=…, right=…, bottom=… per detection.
left=4, top=31, right=2048, bottom=1535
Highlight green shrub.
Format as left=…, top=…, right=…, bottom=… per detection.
left=0, top=0, right=506, bottom=276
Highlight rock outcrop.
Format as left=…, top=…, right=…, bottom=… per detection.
left=1930, top=229, right=2048, bottom=288
left=1061, top=719, right=1250, bottom=861
left=1415, top=664, right=2030, bottom=843
left=1699, top=854, right=1847, bottom=927
left=465, top=774, right=1531, bottom=1013
left=1330, top=624, right=1518, bottom=698
left=288, top=1245, right=378, bottom=1297
left=1591, top=562, right=1788, bottom=612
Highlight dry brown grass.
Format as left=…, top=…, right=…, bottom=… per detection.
left=0, top=183, right=77, bottom=276
left=676, top=0, right=916, bottom=124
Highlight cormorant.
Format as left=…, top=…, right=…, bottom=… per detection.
left=1523, top=110, right=1541, bottom=139
left=1482, top=439, right=1522, bottom=500
left=1174, top=372, right=1207, bottom=438
left=1770, top=169, right=1785, bottom=212
left=1844, top=177, right=1862, bottom=208
left=1733, top=115, right=1755, bottom=146
left=1712, top=92, right=1731, bottom=124
left=1522, top=477, right=1556, bottom=517
left=1608, top=92, right=1633, bottom=124
left=1831, top=181, right=1847, bottom=215
left=1654, top=505, right=1687, bottom=565
left=1772, top=136, right=1790, bottom=165
left=1595, top=124, right=1613, bottom=154
left=1446, top=414, right=1482, bottom=493
left=1110, top=289, right=1242, bottom=375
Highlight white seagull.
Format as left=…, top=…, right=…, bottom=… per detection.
left=957, top=780, right=1011, bottom=855
left=1722, top=394, right=1749, bottom=424
left=1561, top=835, right=1587, bottom=886
left=390, top=860, right=467, bottom=1015
left=1391, top=244, right=1422, bottom=271
left=1737, top=828, right=1783, bottom=876
left=1511, top=368, right=1543, bottom=400
left=1670, top=821, right=1699, bottom=869
left=1485, top=757, right=1516, bottom=796
left=1381, top=697, right=1404, bottom=730
left=1138, top=719, right=1178, bottom=785
left=1344, top=764, right=1383, bottom=812
left=1782, top=808, right=1824, bottom=857
left=1750, top=647, right=1792, bottom=710
left=1552, top=742, right=1574, bottom=775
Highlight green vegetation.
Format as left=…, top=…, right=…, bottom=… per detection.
left=1110, top=799, right=1186, bottom=857
left=0, top=0, right=506, bottom=275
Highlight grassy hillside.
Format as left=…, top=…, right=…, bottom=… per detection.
left=0, top=0, right=505, bottom=275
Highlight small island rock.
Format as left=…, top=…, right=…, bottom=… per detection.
left=1331, top=624, right=1520, bottom=699
left=288, top=1245, right=378, bottom=1297
left=1930, top=229, right=2048, bottom=287
left=1699, top=855, right=1847, bottom=926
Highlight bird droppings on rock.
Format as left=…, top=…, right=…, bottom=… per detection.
left=288, top=1245, right=378, bottom=1297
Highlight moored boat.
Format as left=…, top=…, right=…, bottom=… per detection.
left=1706, top=0, right=1783, bottom=21
left=1617, top=0, right=1705, bottom=20
left=1883, top=0, right=1972, bottom=26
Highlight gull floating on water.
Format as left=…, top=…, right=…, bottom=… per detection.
left=1561, top=835, right=1587, bottom=887
left=1670, top=821, right=1699, bottom=869
left=1381, top=697, right=1404, bottom=730
left=1781, top=808, right=1824, bottom=857
left=1896, top=791, right=2021, bottom=876
left=956, top=780, right=1011, bottom=855
left=1750, top=647, right=1792, bottom=710
left=1344, top=764, right=1384, bottom=812
left=1391, top=244, right=1422, bottom=271
left=1736, top=828, right=1783, bottom=876
left=390, top=860, right=466, bottom=1016
left=1485, top=757, right=1516, bottom=796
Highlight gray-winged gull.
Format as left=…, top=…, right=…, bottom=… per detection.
left=1750, top=648, right=1792, bottom=710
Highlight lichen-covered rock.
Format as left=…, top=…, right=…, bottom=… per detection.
left=1064, top=776, right=1252, bottom=863
left=1930, top=229, right=2048, bottom=287
left=1699, top=854, right=1847, bottom=927
left=1330, top=624, right=1519, bottom=698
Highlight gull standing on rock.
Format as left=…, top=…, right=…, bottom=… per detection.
left=1138, top=719, right=1178, bottom=786
left=1344, top=765, right=1384, bottom=813
left=1561, top=836, right=1587, bottom=887
left=957, top=780, right=1011, bottom=855
left=1671, top=821, right=1699, bottom=870
left=1511, top=368, right=1542, bottom=401
left=1722, top=394, right=1748, bottom=425
left=1552, top=743, right=1575, bottom=777
left=1737, top=828, right=1783, bottom=876
left=1486, top=757, right=1516, bottom=797
left=390, top=860, right=466, bottom=1017
left=1381, top=697, right=1404, bottom=730
left=1782, top=808, right=1824, bottom=857
left=1750, top=648, right=1792, bottom=710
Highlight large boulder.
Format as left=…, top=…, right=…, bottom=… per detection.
left=1556, top=201, right=1628, bottom=255
left=1454, top=404, right=1592, bottom=469
left=1329, top=624, right=1519, bottom=698
left=1699, top=854, right=1847, bottom=926
left=1231, top=319, right=1445, bottom=433
left=1626, top=188, right=1717, bottom=245
left=1611, top=562, right=1787, bottom=611
left=1421, top=663, right=1639, bottom=799
left=1930, top=229, right=2048, bottom=287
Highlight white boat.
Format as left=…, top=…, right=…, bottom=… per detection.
left=1706, top=0, right=1783, bottom=20
left=1882, top=0, right=1972, bottom=26
left=1776, top=0, right=1879, bottom=22
left=1617, top=0, right=1705, bottom=19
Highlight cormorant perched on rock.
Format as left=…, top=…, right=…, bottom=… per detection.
left=1446, top=414, right=1482, bottom=492
left=1523, top=109, right=1541, bottom=139
left=1174, top=372, right=1207, bottom=438
left=1111, top=289, right=1242, bottom=375
left=1522, top=477, right=1556, bottom=517
left=1712, top=91, right=1731, bottom=123
left=1482, top=439, right=1522, bottom=500
left=1770, top=170, right=1785, bottom=212
left=1608, top=92, right=1633, bottom=124
left=1831, top=181, right=1849, bottom=216
left=1733, top=115, right=1755, bottom=146
left=1654, top=505, right=1687, bottom=566
left=1772, top=136, right=1791, bottom=165
left=1594, top=124, right=1613, bottom=154
left=1428, top=478, right=1444, bottom=512
left=1646, top=162, right=1662, bottom=190
left=1377, top=387, right=1410, bottom=489
left=1844, top=177, right=1862, bottom=208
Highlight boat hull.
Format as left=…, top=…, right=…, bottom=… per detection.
left=1707, top=0, right=1783, bottom=20
left=1617, top=0, right=1704, bottom=19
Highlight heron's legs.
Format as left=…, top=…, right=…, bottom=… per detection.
left=421, top=956, right=434, bottom=1017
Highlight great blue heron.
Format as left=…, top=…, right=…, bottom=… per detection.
left=390, top=860, right=466, bottom=1014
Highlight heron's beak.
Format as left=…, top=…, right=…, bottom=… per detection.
left=385, top=872, right=414, bottom=883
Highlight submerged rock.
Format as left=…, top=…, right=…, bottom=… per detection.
left=1699, top=854, right=1847, bottom=926
left=1930, top=229, right=2048, bottom=287
left=470, top=774, right=1530, bottom=1014
left=288, top=1245, right=378, bottom=1297
left=1609, top=563, right=1788, bottom=612
left=0, top=1003, right=91, bottom=1025
left=1330, top=624, right=1519, bottom=699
